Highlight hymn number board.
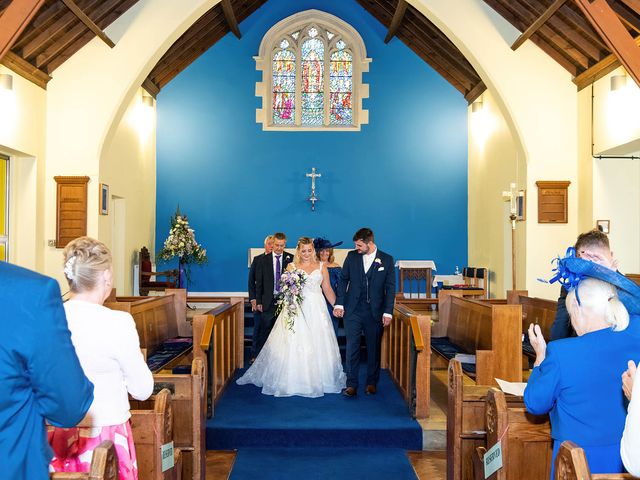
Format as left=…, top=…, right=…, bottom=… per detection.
left=535, top=181, right=570, bottom=224
left=54, top=176, right=89, bottom=248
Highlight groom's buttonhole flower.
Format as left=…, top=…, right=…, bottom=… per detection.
left=375, top=258, right=382, bottom=265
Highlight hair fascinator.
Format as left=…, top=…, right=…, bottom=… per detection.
left=542, top=246, right=640, bottom=314
left=313, top=237, right=343, bottom=251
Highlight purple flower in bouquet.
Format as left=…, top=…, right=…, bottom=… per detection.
left=275, top=268, right=308, bottom=331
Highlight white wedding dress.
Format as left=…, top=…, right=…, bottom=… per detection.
left=237, top=264, right=346, bottom=397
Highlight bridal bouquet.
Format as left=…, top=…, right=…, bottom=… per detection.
left=275, top=268, right=308, bottom=331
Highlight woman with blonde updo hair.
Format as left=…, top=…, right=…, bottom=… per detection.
left=48, top=237, right=153, bottom=480
left=525, top=274, right=640, bottom=478
left=238, top=236, right=346, bottom=397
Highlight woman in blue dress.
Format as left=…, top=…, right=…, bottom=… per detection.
left=314, top=237, right=343, bottom=337
left=525, top=251, right=640, bottom=478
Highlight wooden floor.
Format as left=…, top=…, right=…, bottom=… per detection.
left=205, top=450, right=447, bottom=479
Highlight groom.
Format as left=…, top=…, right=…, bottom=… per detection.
left=255, top=232, right=294, bottom=356
left=334, top=228, right=395, bottom=397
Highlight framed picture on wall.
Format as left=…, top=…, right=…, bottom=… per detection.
left=99, top=183, right=109, bottom=215
left=516, top=190, right=526, bottom=221
left=596, top=219, right=610, bottom=234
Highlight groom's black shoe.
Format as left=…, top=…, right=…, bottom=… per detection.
left=342, top=387, right=357, bottom=397
left=365, top=385, right=377, bottom=395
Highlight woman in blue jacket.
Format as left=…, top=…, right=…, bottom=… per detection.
left=525, top=266, right=640, bottom=477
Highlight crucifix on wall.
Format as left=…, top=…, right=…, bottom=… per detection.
left=306, top=167, right=321, bottom=211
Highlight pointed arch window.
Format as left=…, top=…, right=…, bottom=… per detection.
left=256, top=10, right=370, bottom=131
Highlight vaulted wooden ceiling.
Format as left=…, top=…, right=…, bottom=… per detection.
left=1, top=0, right=639, bottom=103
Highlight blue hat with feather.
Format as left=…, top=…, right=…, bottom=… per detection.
left=548, top=247, right=640, bottom=315
left=313, top=237, right=343, bottom=251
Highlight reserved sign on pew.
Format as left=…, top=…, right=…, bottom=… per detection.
left=484, top=441, right=503, bottom=478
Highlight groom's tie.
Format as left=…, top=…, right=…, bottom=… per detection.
left=275, top=255, right=282, bottom=292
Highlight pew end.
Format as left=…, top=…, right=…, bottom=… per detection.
left=131, top=388, right=181, bottom=480
left=554, top=441, right=638, bottom=480
left=485, top=388, right=552, bottom=480
left=50, top=440, right=119, bottom=480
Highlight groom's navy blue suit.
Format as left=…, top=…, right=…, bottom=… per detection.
left=336, top=249, right=395, bottom=389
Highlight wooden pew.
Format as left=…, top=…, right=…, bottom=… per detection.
left=506, top=290, right=556, bottom=361
left=627, top=273, right=640, bottom=287
left=476, top=388, right=552, bottom=480
left=434, top=294, right=522, bottom=385
left=131, top=358, right=206, bottom=480
left=554, top=441, right=637, bottom=480
left=447, top=359, right=525, bottom=480
left=50, top=441, right=119, bottom=480
left=382, top=302, right=431, bottom=419
left=192, top=299, right=244, bottom=418
left=106, top=289, right=192, bottom=372
left=131, top=388, right=182, bottom=480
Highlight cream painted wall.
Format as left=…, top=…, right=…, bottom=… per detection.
left=413, top=0, right=579, bottom=299
left=99, top=88, right=157, bottom=295
left=0, top=65, right=46, bottom=271
left=468, top=90, right=526, bottom=297
left=42, top=0, right=217, bottom=283
left=592, top=157, right=640, bottom=273
left=593, top=68, right=640, bottom=156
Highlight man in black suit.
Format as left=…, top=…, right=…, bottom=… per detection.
left=248, top=235, right=274, bottom=361
left=255, top=232, right=294, bottom=355
left=334, top=228, right=395, bottom=397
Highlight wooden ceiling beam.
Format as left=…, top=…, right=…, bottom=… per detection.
left=574, top=0, right=640, bottom=88
left=573, top=34, right=640, bottom=90
left=142, top=77, right=159, bottom=98
left=402, top=11, right=481, bottom=81
left=0, top=0, right=46, bottom=60
left=60, top=0, right=115, bottom=48
left=384, top=0, right=408, bottom=44
left=609, top=1, right=640, bottom=34
left=154, top=24, right=229, bottom=87
left=150, top=14, right=227, bottom=82
left=21, top=0, right=102, bottom=59
left=620, top=0, right=640, bottom=16
left=511, top=0, right=569, bottom=50
left=397, top=31, right=474, bottom=91
left=465, top=81, right=487, bottom=104
left=45, top=0, right=134, bottom=72
left=221, top=0, right=240, bottom=39
left=14, top=2, right=66, bottom=48
left=36, top=0, right=117, bottom=69
left=0, top=50, right=50, bottom=88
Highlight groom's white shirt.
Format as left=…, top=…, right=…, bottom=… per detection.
left=362, top=248, right=377, bottom=273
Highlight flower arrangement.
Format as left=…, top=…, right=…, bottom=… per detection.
left=275, top=268, right=308, bottom=331
left=157, top=208, right=207, bottom=285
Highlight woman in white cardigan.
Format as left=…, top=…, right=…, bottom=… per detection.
left=48, top=237, right=153, bottom=480
left=622, top=360, right=640, bottom=476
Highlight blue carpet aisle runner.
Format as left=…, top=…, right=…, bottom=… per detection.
left=229, top=448, right=418, bottom=480
left=207, top=366, right=422, bottom=478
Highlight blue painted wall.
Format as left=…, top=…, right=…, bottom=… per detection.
left=156, top=0, right=468, bottom=292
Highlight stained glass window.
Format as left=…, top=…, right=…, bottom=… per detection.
left=272, top=48, right=296, bottom=125
left=330, top=48, right=352, bottom=125
left=261, top=15, right=367, bottom=130
left=301, top=38, right=324, bottom=125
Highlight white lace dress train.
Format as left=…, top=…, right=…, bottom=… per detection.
left=237, top=266, right=346, bottom=397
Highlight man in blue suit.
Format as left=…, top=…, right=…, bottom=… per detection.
left=334, top=228, right=395, bottom=397
left=0, top=262, right=94, bottom=479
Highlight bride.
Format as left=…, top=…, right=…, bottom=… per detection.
left=237, top=237, right=346, bottom=397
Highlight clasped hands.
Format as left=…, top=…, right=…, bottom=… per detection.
left=332, top=306, right=391, bottom=327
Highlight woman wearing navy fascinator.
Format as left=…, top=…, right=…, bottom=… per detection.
left=525, top=247, right=640, bottom=478
left=314, top=237, right=343, bottom=336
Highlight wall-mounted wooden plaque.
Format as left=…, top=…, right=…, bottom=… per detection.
left=54, top=176, right=89, bottom=248
left=535, top=180, right=570, bottom=223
